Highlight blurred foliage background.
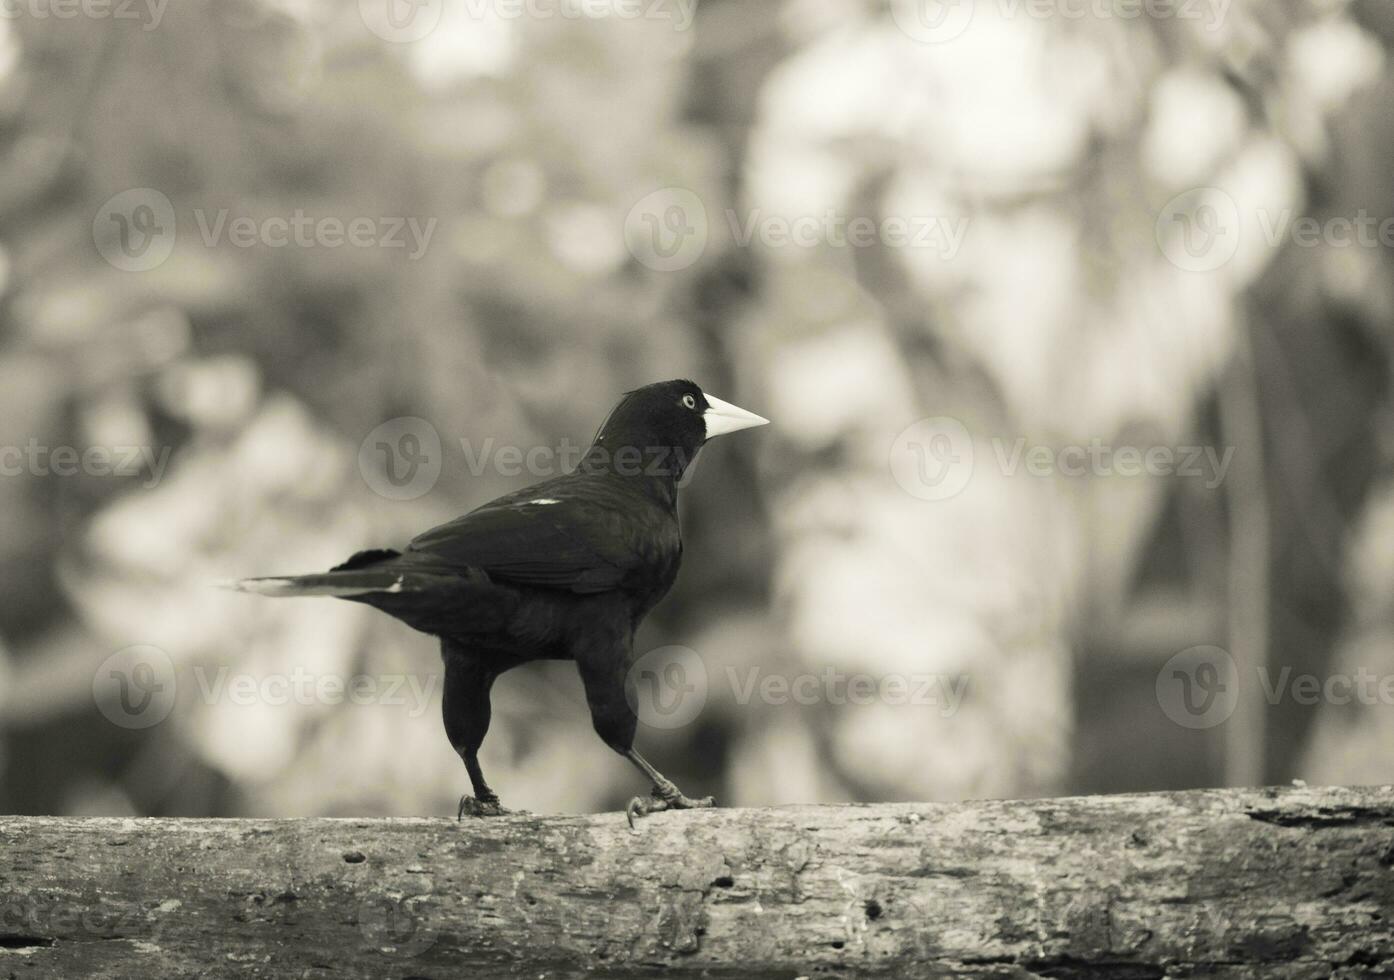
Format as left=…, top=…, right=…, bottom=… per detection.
left=2, top=0, right=1393, bottom=817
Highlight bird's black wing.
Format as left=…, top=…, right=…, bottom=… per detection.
left=405, top=482, right=672, bottom=595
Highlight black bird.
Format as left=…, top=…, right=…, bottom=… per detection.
left=228, top=380, right=768, bottom=825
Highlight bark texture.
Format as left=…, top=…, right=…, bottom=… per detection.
left=1, top=786, right=1392, bottom=979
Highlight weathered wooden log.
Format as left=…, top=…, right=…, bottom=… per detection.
left=1, top=786, right=1391, bottom=978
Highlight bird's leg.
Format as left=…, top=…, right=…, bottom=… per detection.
left=442, top=643, right=509, bottom=819
left=456, top=749, right=508, bottom=818
left=573, top=645, right=714, bottom=828
left=623, top=749, right=714, bottom=829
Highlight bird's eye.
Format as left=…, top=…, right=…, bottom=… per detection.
left=681, top=394, right=697, bottom=410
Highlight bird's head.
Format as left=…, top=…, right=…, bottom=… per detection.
left=585, top=379, right=768, bottom=484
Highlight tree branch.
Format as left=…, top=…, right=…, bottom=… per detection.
left=2, top=786, right=1391, bottom=978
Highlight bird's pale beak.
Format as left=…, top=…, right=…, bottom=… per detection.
left=702, top=394, right=770, bottom=438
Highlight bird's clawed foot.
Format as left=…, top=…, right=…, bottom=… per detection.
left=626, top=788, right=715, bottom=830
left=457, top=794, right=509, bottom=819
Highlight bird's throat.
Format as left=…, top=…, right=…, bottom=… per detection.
left=580, top=438, right=697, bottom=503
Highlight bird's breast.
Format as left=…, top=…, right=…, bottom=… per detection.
left=623, top=509, right=682, bottom=619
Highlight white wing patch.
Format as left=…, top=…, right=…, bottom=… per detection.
left=527, top=498, right=562, bottom=505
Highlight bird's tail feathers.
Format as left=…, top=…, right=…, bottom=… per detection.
left=219, top=569, right=413, bottom=599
